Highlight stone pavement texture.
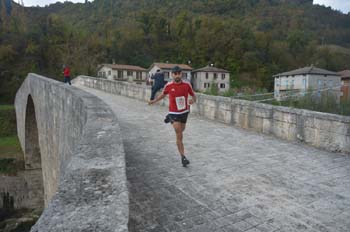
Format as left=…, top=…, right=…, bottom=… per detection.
left=77, top=85, right=350, bottom=232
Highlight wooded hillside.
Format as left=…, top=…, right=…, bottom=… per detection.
left=1, top=0, right=349, bottom=103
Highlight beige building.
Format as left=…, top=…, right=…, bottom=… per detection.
left=97, top=64, right=147, bottom=85
left=148, top=63, right=193, bottom=83
left=274, top=66, right=341, bottom=100
left=191, top=66, right=230, bottom=92
left=339, top=70, right=350, bottom=101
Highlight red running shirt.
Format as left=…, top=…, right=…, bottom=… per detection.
left=64, top=67, right=70, bottom=77
left=163, top=81, right=195, bottom=114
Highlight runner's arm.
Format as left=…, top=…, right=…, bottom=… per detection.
left=189, top=94, right=196, bottom=105
left=148, top=93, right=166, bottom=105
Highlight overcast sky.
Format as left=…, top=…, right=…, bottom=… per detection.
left=23, top=0, right=350, bottom=13
left=23, top=0, right=87, bottom=7
left=314, top=0, right=350, bottom=13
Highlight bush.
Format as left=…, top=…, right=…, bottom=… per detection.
left=0, top=105, right=17, bottom=137
left=267, top=90, right=350, bottom=116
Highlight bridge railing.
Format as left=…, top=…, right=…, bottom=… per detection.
left=15, top=73, right=128, bottom=232
left=75, top=75, right=350, bottom=154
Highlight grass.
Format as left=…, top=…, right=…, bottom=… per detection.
left=0, top=105, right=14, bottom=110
left=0, top=104, right=24, bottom=175
left=0, top=158, right=22, bottom=175
left=0, top=136, right=23, bottom=160
left=0, top=105, right=17, bottom=137
left=0, top=136, right=21, bottom=147
left=0, top=136, right=23, bottom=175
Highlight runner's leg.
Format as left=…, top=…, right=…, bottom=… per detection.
left=173, top=122, right=184, bottom=156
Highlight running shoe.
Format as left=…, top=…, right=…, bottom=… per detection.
left=181, top=156, right=190, bottom=167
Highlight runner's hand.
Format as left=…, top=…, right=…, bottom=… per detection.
left=188, top=99, right=194, bottom=105
left=148, top=100, right=155, bottom=105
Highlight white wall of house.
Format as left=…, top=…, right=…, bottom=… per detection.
left=97, top=67, right=113, bottom=80
left=274, top=74, right=341, bottom=100
left=98, top=66, right=147, bottom=85
left=192, top=71, right=230, bottom=92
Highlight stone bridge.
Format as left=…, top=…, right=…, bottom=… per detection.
left=14, top=74, right=350, bottom=231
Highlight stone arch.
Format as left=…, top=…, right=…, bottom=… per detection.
left=24, top=95, right=42, bottom=169
left=24, top=94, right=45, bottom=209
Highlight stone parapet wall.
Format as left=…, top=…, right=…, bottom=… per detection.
left=15, top=74, right=128, bottom=232
left=76, top=76, right=350, bottom=154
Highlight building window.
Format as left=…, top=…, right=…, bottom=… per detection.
left=164, top=72, right=169, bottom=79
left=204, top=83, right=211, bottom=88
left=118, top=70, right=123, bottom=79
left=127, top=71, right=133, bottom=76
left=221, top=74, right=225, bottom=80
left=220, top=83, right=225, bottom=88
left=205, top=73, right=208, bottom=79
left=214, top=73, right=217, bottom=79
left=136, top=72, right=142, bottom=80
left=291, top=80, right=294, bottom=87
left=275, top=79, right=280, bottom=87
left=108, top=70, right=111, bottom=75
left=182, top=73, right=188, bottom=78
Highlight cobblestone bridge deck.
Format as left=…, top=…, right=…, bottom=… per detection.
left=77, top=85, right=350, bottom=232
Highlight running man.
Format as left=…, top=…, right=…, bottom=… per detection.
left=148, top=66, right=196, bottom=167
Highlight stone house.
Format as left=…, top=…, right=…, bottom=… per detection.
left=338, top=70, right=350, bottom=101
left=97, top=64, right=147, bottom=85
left=191, top=66, right=230, bottom=93
left=148, top=63, right=193, bottom=83
left=274, top=66, right=341, bottom=100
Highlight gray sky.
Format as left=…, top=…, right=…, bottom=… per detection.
left=23, top=0, right=350, bottom=13
left=313, top=0, right=350, bottom=13
left=23, top=0, right=87, bottom=7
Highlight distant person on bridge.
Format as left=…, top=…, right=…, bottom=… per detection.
left=63, top=65, right=71, bottom=85
left=150, top=69, right=165, bottom=100
left=148, top=66, right=196, bottom=167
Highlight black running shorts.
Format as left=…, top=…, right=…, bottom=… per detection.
left=169, top=112, right=189, bottom=124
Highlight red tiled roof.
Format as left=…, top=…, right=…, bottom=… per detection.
left=273, top=66, right=339, bottom=77
left=151, top=63, right=193, bottom=70
left=193, top=66, right=229, bottom=73
left=338, top=70, right=350, bottom=79
left=99, top=64, right=146, bottom=71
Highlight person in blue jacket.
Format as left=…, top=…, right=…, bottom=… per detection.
left=150, top=69, right=165, bottom=100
